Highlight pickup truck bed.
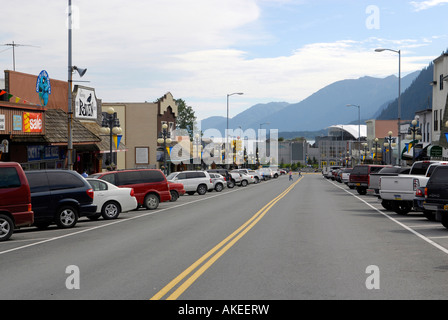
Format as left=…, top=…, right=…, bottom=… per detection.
left=379, top=161, right=448, bottom=214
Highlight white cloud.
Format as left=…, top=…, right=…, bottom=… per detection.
left=410, top=0, right=448, bottom=11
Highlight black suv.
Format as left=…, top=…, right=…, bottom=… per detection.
left=423, top=165, right=448, bottom=229
left=25, top=170, right=97, bottom=229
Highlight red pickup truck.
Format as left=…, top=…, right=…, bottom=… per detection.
left=347, top=164, right=388, bottom=195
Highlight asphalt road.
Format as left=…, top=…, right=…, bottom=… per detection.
left=3, top=173, right=448, bottom=300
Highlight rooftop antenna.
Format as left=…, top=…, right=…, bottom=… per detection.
left=1, top=41, right=40, bottom=71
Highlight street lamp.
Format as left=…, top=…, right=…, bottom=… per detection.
left=406, top=119, right=422, bottom=162
left=101, top=107, right=122, bottom=170
left=384, top=131, right=396, bottom=165
left=375, top=48, right=401, bottom=165
left=157, top=123, right=172, bottom=175
left=372, top=138, right=380, bottom=164
left=226, top=93, right=243, bottom=167
left=346, top=104, right=361, bottom=164
left=67, top=0, right=87, bottom=170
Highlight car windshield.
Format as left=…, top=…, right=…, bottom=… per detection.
left=166, top=173, right=177, bottom=180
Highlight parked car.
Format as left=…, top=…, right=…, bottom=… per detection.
left=208, top=173, right=227, bottom=192
left=379, top=161, right=448, bottom=214
left=0, top=162, right=34, bottom=241
left=231, top=170, right=253, bottom=186
left=168, top=181, right=186, bottom=202
left=166, top=171, right=214, bottom=195
left=86, top=178, right=138, bottom=220
left=348, top=164, right=388, bottom=195
left=207, top=169, right=235, bottom=188
left=232, top=169, right=261, bottom=184
left=25, top=170, right=97, bottom=229
left=424, top=165, right=448, bottom=228
left=249, top=170, right=262, bottom=183
left=89, top=169, right=171, bottom=210
left=340, top=168, right=353, bottom=186
left=323, top=166, right=342, bottom=179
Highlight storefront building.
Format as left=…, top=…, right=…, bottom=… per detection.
left=0, top=70, right=107, bottom=173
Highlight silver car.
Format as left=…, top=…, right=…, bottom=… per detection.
left=208, top=173, right=227, bottom=192
left=166, top=171, right=214, bottom=195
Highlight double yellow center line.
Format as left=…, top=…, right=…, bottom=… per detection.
left=151, top=176, right=303, bottom=300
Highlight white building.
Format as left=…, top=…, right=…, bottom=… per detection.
left=431, top=53, right=448, bottom=157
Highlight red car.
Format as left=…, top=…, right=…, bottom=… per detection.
left=0, top=162, right=34, bottom=241
left=168, top=181, right=186, bottom=202
left=89, top=169, right=171, bottom=210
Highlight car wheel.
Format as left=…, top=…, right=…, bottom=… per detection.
left=391, top=201, right=411, bottom=215
left=55, top=206, right=78, bottom=228
left=228, top=180, right=235, bottom=188
left=241, top=180, right=248, bottom=187
left=102, top=201, right=121, bottom=220
left=423, top=210, right=436, bottom=221
left=144, top=194, right=159, bottom=210
left=170, top=190, right=179, bottom=202
left=0, top=214, right=14, bottom=242
left=254, top=177, right=259, bottom=184
left=356, top=187, right=366, bottom=195
left=381, top=200, right=393, bottom=211
left=197, top=184, right=207, bottom=195
left=441, top=214, right=448, bottom=229
left=215, top=183, right=223, bottom=192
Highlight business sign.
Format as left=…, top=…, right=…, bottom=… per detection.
left=0, top=115, right=5, bottom=131
left=13, top=115, right=22, bottom=131
left=23, top=112, right=43, bottom=133
left=75, top=87, right=97, bottom=120
left=36, top=70, right=51, bottom=107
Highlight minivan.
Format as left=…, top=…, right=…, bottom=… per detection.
left=0, top=162, right=34, bottom=241
left=89, top=169, right=171, bottom=210
left=25, top=170, right=97, bottom=229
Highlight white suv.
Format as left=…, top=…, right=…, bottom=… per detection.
left=166, top=171, right=213, bottom=195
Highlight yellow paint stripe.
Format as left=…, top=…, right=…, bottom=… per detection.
left=151, top=176, right=303, bottom=300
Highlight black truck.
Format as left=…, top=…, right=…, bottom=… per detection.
left=423, top=165, right=448, bottom=229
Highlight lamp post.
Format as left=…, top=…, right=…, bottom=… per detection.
left=67, top=0, right=87, bottom=170
left=384, top=131, right=395, bottom=165
left=346, top=104, right=361, bottom=164
left=193, top=133, right=202, bottom=170
left=157, top=123, right=172, bottom=175
left=226, top=93, right=243, bottom=167
left=375, top=48, right=401, bottom=165
left=406, top=119, right=422, bottom=162
left=101, top=107, right=122, bottom=171
left=372, top=138, right=380, bottom=164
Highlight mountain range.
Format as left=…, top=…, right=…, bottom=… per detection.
left=200, top=69, right=422, bottom=137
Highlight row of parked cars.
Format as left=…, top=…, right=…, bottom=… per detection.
left=0, top=162, right=284, bottom=241
left=323, top=160, right=448, bottom=230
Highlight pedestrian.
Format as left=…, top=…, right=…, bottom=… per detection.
left=298, top=168, right=302, bottom=177
left=289, top=170, right=293, bottom=181
left=81, top=170, right=88, bottom=178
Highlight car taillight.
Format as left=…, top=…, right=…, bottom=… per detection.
left=28, top=204, right=32, bottom=211
left=210, top=179, right=212, bottom=184
left=425, top=187, right=428, bottom=198
left=415, top=189, right=423, bottom=197
left=130, top=188, right=135, bottom=197
left=86, top=188, right=94, bottom=199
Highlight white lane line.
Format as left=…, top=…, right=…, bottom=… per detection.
left=0, top=178, right=277, bottom=256
left=328, top=179, right=448, bottom=256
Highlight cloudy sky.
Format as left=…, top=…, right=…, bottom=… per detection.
left=0, top=0, right=447, bottom=121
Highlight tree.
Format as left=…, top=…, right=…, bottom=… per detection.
left=176, top=99, right=197, bottom=139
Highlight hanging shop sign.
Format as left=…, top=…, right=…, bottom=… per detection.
left=23, top=112, right=43, bottom=133
left=75, top=87, right=97, bottom=120
left=13, top=115, right=22, bottom=131
left=36, top=70, right=51, bottom=107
